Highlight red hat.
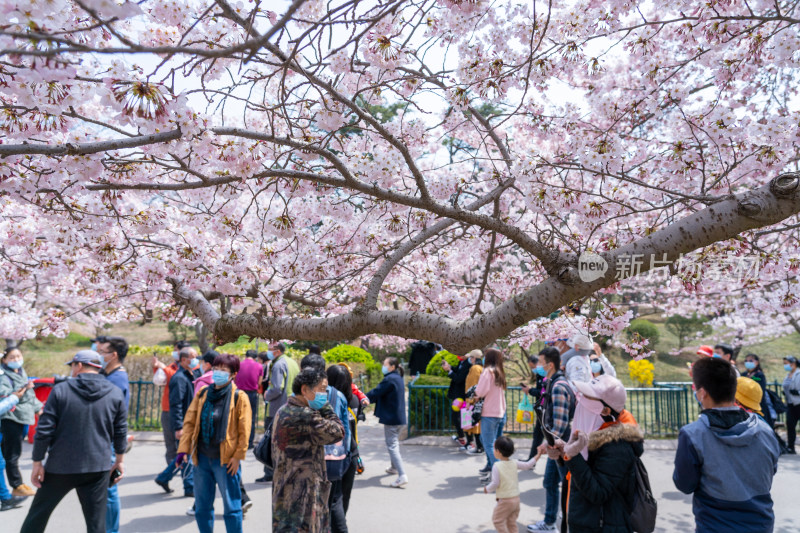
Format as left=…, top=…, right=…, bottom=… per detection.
left=696, top=345, right=714, bottom=357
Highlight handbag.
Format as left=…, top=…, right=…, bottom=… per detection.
left=325, top=440, right=351, bottom=481
left=461, top=404, right=475, bottom=430
left=516, top=394, right=535, bottom=424
left=253, top=423, right=273, bottom=468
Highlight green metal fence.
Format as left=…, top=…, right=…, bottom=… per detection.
left=406, top=381, right=787, bottom=439
left=129, top=380, right=163, bottom=430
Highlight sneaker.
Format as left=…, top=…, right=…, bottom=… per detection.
left=456, top=437, right=467, bottom=446
left=255, top=475, right=273, bottom=483
left=184, top=491, right=194, bottom=498
left=186, top=504, right=196, bottom=517
left=11, top=485, right=35, bottom=497
left=466, top=446, right=483, bottom=455
left=451, top=435, right=459, bottom=441
left=527, top=520, right=557, bottom=531
left=478, top=465, right=491, bottom=474
left=385, top=466, right=398, bottom=475
left=154, top=479, right=173, bottom=494
left=242, top=499, right=253, bottom=514
left=389, top=475, right=408, bottom=488
left=0, top=496, right=26, bottom=511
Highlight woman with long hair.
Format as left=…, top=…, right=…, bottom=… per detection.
left=366, top=357, right=408, bottom=488
left=476, top=348, right=507, bottom=483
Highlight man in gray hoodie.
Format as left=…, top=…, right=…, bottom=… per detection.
left=20, top=350, right=127, bottom=533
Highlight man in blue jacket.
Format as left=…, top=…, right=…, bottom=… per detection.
left=154, top=348, right=198, bottom=504
left=674, top=357, right=780, bottom=532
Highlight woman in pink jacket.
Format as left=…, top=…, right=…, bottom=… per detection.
left=476, top=348, right=507, bottom=482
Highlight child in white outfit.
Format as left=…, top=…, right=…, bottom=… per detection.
left=484, top=436, right=538, bottom=533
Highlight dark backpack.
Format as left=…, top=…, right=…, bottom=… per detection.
left=626, top=456, right=658, bottom=533
left=766, top=389, right=787, bottom=415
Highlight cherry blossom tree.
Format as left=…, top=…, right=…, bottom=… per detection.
left=1, top=0, right=799, bottom=352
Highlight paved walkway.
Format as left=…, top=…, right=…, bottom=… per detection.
left=5, top=424, right=798, bottom=532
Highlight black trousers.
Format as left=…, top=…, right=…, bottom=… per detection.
left=263, top=416, right=273, bottom=476
left=528, top=420, right=544, bottom=461
left=787, top=403, right=800, bottom=449
left=20, top=471, right=108, bottom=533
left=1, top=419, right=26, bottom=488
left=328, top=478, right=348, bottom=533
left=450, top=409, right=465, bottom=440
left=341, top=456, right=358, bottom=514
left=245, top=390, right=259, bottom=448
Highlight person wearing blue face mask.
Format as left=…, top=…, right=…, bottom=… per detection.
left=713, top=343, right=740, bottom=376
left=271, top=367, right=344, bottom=532
left=367, top=357, right=408, bottom=488
left=175, top=354, right=252, bottom=533
left=783, top=356, right=800, bottom=454
left=152, top=340, right=192, bottom=470
left=95, top=336, right=130, bottom=533
left=0, top=347, right=42, bottom=499
left=520, top=353, right=546, bottom=462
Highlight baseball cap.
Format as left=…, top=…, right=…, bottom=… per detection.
left=784, top=356, right=798, bottom=365
left=696, top=345, right=714, bottom=357
left=573, top=374, right=627, bottom=412
left=65, top=350, right=104, bottom=369
left=735, top=377, right=763, bottom=415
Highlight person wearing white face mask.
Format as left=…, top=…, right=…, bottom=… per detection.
left=176, top=354, right=251, bottom=533
left=366, top=357, right=408, bottom=488
left=0, top=347, right=43, bottom=498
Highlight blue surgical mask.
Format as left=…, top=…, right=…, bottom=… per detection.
left=711, top=353, right=722, bottom=359
left=212, top=370, right=230, bottom=386
left=786, top=364, right=793, bottom=372
left=590, top=361, right=603, bottom=374
left=309, top=392, right=327, bottom=410
left=90, top=343, right=97, bottom=352
left=190, top=357, right=199, bottom=368
left=381, top=365, right=390, bottom=375
left=267, top=351, right=275, bottom=360
left=101, top=357, right=109, bottom=370
left=172, top=351, right=179, bottom=361
left=744, top=361, right=756, bottom=370
left=6, top=360, right=23, bottom=370
left=534, top=365, right=547, bottom=377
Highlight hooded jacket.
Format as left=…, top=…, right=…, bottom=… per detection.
left=566, top=423, right=644, bottom=533
left=673, top=407, right=780, bottom=533
left=32, top=372, right=127, bottom=474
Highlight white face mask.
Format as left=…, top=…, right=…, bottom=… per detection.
left=571, top=393, right=605, bottom=460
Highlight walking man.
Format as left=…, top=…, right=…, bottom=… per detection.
left=20, top=350, right=127, bottom=533
left=154, top=348, right=199, bottom=502
left=153, top=340, right=191, bottom=466
left=95, top=336, right=130, bottom=533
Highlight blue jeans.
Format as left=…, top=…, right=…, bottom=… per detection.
left=479, top=415, right=506, bottom=468
left=156, top=456, right=194, bottom=494
left=106, top=452, right=120, bottom=533
left=0, top=433, right=10, bottom=501
left=194, top=453, right=243, bottom=533
left=543, top=458, right=567, bottom=524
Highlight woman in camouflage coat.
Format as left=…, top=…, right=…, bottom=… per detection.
left=272, top=368, right=344, bottom=533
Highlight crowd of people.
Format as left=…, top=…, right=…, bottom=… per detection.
left=0, top=333, right=796, bottom=532
left=439, top=336, right=794, bottom=533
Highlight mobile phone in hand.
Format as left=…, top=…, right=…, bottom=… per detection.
left=109, top=468, right=122, bottom=486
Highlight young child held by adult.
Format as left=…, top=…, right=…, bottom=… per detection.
left=483, top=436, right=537, bottom=533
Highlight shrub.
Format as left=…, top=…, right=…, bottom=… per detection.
left=626, top=319, right=660, bottom=350
left=628, top=359, right=655, bottom=387
left=323, top=344, right=374, bottom=364
left=425, top=350, right=460, bottom=377
left=664, top=313, right=712, bottom=349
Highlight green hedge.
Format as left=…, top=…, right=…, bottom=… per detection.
left=323, top=344, right=383, bottom=389
left=425, top=350, right=460, bottom=377
left=408, top=373, right=454, bottom=432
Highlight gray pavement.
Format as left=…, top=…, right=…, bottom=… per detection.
left=4, top=423, right=798, bottom=532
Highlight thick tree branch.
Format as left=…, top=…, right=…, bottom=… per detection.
left=175, top=173, right=800, bottom=352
